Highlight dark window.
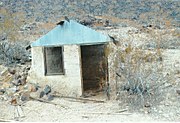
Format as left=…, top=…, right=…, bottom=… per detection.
left=44, top=46, right=64, bottom=75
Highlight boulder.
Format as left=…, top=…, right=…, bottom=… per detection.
left=47, top=94, right=54, bottom=101
left=0, top=88, right=5, bottom=95
left=20, top=92, right=30, bottom=101
left=30, top=91, right=40, bottom=99
left=8, top=68, right=16, bottom=75
left=176, top=90, right=180, bottom=95
left=29, top=84, right=38, bottom=92
left=44, top=85, right=51, bottom=95
left=39, top=91, right=45, bottom=98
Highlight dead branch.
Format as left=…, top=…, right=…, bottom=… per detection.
left=149, top=82, right=166, bottom=92
left=29, top=96, right=68, bottom=109
left=52, top=94, right=105, bottom=103
left=81, top=109, right=130, bottom=115
left=115, top=109, right=128, bottom=113
left=85, top=112, right=131, bottom=115
left=116, top=72, right=121, bottom=77
left=0, top=119, right=15, bottom=122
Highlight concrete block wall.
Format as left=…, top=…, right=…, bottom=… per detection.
left=27, top=45, right=82, bottom=97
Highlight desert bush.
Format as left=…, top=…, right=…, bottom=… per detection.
left=116, top=45, right=163, bottom=107
left=0, top=41, right=30, bottom=65
left=112, top=41, right=172, bottom=110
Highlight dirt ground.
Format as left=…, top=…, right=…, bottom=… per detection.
left=0, top=88, right=180, bottom=122
left=0, top=94, right=161, bottom=122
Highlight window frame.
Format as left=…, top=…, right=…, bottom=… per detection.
left=44, top=46, right=65, bottom=76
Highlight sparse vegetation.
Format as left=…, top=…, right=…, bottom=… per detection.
left=0, top=0, right=180, bottom=122
left=106, top=20, right=177, bottom=111
left=115, top=45, right=168, bottom=110
left=0, top=41, right=30, bottom=65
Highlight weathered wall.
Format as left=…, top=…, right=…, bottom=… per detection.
left=107, top=42, right=119, bottom=100
left=27, top=45, right=82, bottom=97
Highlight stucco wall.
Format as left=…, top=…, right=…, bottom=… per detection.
left=27, top=45, right=82, bottom=97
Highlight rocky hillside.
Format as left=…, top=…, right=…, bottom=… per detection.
left=0, top=0, right=179, bottom=27
left=0, top=0, right=179, bottom=65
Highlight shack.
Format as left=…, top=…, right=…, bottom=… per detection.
left=28, top=20, right=111, bottom=96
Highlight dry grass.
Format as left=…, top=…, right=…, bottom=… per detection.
left=115, top=46, right=168, bottom=110
left=107, top=25, right=176, bottom=111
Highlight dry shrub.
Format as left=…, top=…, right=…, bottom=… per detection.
left=0, top=41, right=30, bottom=65
left=114, top=43, right=171, bottom=111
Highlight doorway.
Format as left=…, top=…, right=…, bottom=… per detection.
left=80, top=44, right=108, bottom=92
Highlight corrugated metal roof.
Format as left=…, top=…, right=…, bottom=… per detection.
left=31, top=20, right=111, bottom=47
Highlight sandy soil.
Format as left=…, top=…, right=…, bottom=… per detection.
left=0, top=95, right=157, bottom=122
left=1, top=82, right=180, bottom=122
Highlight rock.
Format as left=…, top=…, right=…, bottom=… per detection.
left=10, top=97, right=18, bottom=105
left=0, top=33, right=7, bottom=41
left=23, top=84, right=29, bottom=91
left=39, top=91, right=45, bottom=98
left=0, top=88, right=5, bottom=95
left=0, top=95, right=8, bottom=101
left=176, top=90, right=180, bottom=95
left=29, top=84, right=38, bottom=92
left=144, top=102, right=151, bottom=108
left=47, top=94, right=54, bottom=101
left=20, top=92, right=30, bottom=101
left=144, top=110, right=150, bottom=114
left=15, top=74, right=21, bottom=80
left=8, top=68, right=16, bottom=75
left=20, top=24, right=33, bottom=31
left=44, top=85, right=51, bottom=95
left=80, top=19, right=93, bottom=26
left=12, top=75, right=26, bottom=86
left=30, top=91, right=39, bottom=99
left=20, top=60, right=25, bottom=65
left=12, top=79, right=21, bottom=86
left=26, top=66, right=31, bottom=71
left=19, top=77, right=26, bottom=85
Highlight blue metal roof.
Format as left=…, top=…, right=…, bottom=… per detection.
left=31, top=20, right=111, bottom=47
